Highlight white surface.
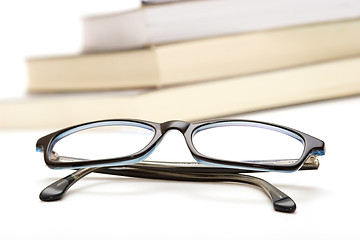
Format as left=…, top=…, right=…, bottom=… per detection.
left=1, top=96, right=360, bottom=239
left=0, top=1, right=359, bottom=239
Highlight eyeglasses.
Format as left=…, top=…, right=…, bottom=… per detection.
left=36, top=119, right=325, bottom=213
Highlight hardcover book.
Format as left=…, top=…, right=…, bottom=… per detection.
left=83, top=0, right=360, bottom=52
left=3, top=56, right=360, bottom=128
left=28, top=19, right=360, bottom=92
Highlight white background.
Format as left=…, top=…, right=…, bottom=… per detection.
left=0, top=1, right=359, bottom=239
left=0, top=0, right=140, bottom=99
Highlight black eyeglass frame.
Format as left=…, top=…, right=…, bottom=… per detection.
left=36, top=119, right=325, bottom=172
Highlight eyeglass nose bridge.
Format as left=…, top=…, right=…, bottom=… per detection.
left=160, top=120, right=190, bottom=134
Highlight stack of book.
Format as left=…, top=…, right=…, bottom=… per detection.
left=1, top=0, right=360, bottom=128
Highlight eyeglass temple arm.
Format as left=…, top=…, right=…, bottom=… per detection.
left=39, top=156, right=318, bottom=203
left=52, top=152, right=319, bottom=170
left=96, top=167, right=296, bottom=213
left=39, top=162, right=304, bottom=213
left=115, top=155, right=320, bottom=173
left=39, top=167, right=96, bottom=202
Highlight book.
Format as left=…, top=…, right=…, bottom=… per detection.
left=142, top=0, right=184, bottom=4
left=83, top=0, right=360, bottom=52
left=28, top=18, right=360, bottom=93
left=3, top=56, right=360, bottom=128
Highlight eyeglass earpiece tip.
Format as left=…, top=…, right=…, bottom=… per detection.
left=274, top=197, right=296, bottom=213
left=39, top=179, right=70, bottom=202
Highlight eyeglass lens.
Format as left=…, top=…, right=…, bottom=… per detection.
left=192, top=123, right=304, bottom=165
left=51, top=124, right=155, bottom=162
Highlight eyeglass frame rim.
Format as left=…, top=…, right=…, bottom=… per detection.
left=36, top=119, right=325, bottom=172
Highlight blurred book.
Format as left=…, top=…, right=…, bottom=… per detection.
left=142, top=0, right=185, bottom=4
left=28, top=18, right=360, bottom=93
left=3, top=56, right=360, bottom=128
left=83, top=0, right=360, bottom=52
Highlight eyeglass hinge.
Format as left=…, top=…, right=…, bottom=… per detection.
left=301, top=155, right=320, bottom=170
